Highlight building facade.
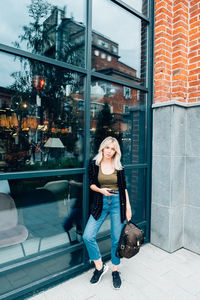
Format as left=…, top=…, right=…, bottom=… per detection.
left=0, top=1, right=153, bottom=299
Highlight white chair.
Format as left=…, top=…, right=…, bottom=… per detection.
left=0, top=193, right=28, bottom=249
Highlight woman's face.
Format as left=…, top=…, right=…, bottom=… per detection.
left=102, top=142, right=116, bottom=159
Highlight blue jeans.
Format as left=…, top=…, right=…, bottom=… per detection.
left=83, top=192, right=124, bottom=265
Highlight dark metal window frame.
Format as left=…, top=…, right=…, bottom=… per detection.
left=0, top=0, right=154, bottom=298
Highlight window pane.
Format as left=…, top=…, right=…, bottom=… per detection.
left=0, top=174, right=83, bottom=267
left=0, top=248, right=83, bottom=297
left=0, top=52, right=84, bottom=172
left=0, top=0, right=86, bottom=68
left=126, top=168, right=146, bottom=223
left=92, top=0, right=147, bottom=85
left=90, top=79, right=147, bottom=165
left=122, top=0, right=148, bottom=16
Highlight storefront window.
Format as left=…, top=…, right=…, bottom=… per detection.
left=90, top=79, right=147, bottom=164
left=0, top=174, right=83, bottom=266
left=0, top=0, right=86, bottom=68
left=92, top=0, right=147, bottom=85
left=0, top=52, right=84, bottom=172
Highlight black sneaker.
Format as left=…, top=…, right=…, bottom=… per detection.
left=90, top=264, right=108, bottom=285
left=112, top=271, right=122, bottom=289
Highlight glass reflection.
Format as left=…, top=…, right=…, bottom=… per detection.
left=0, top=174, right=83, bottom=266
left=0, top=0, right=86, bottom=67
left=122, top=0, right=148, bottom=16
left=90, top=79, right=146, bottom=165
left=0, top=52, right=84, bottom=172
left=92, top=0, right=147, bottom=85
left=126, top=169, right=146, bottom=223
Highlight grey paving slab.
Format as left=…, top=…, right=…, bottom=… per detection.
left=29, top=243, right=200, bottom=300
left=161, top=270, right=200, bottom=296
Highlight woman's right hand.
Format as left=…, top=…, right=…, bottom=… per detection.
left=100, top=188, right=113, bottom=196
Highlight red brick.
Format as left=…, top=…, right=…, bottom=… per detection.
left=188, top=75, right=198, bottom=81
left=188, top=86, right=198, bottom=92
left=189, top=56, right=200, bottom=64
left=189, top=81, right=200, bottom=87
left=174, top=14, right=188, bottom=24
left=189, top=91, right=200, bottom=97
left=174, top=0, right=189, bottom=7
left=189, top=4, right=199, bottom=13
left=173, top=27, right=187, bottom=36
left=190, top=9, right=200, bottom=19
left=172, top=86, right=187, bottom=92
left=189, top=68, right=200, bottom=75
left=190, top=45, right=200, bottom=52
left=156, top=7, right=173, bottom=18
left=190, top=0, right=199, bottom=6
left=188, top=99, right=198, bottom=103
left=188, top=51, right=198, bottom=58
left=173, top=20, right=189, bottom=30
left=189, top=28, right=198, bottom=36
left=189, top=40, right=198, bottom=47
left=172, top=39, right=187, bottom=47
left=154, top=0, right=200, bottom=104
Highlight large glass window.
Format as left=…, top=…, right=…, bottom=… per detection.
left=0, top=0, right=86, bottom=68
left=0, top=174, right=83, bottom=265
left=90, top=79, right=147, bottom=164
left=92, top=0, right=147, bottom=85
left=0, top=52, right=84, bottom=172
left=0, top=173, right=84, bottom=296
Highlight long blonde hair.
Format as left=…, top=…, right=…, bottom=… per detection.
left=93, top=136, right=122, bottom=170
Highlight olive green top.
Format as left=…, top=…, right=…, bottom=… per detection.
left=98, top=166, right=118, bottom=190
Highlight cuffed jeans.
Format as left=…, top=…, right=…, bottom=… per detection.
left=83, top=192, right=124, bottom=265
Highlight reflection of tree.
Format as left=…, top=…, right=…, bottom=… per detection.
left=93, top=102, right=122, bottom=153
left=13, top=0, right=52, bottom=54
left=6, top=0, right=82, bottom=168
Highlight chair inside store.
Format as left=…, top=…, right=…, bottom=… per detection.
left=22, top=188, right=65, bottom=251
left=41, top=179, right=83, bottom=245
left=0, top=192, right=28, bottom=251
left=41, top=180, right=77, bottom=244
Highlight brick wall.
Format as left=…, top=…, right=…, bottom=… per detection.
left=154, top=0, right=200, bottom=103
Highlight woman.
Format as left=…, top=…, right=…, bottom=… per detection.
left=83, top=136, right=132, bottom=289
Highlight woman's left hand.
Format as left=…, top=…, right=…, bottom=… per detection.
left=126, top=205, right=132, bottom=222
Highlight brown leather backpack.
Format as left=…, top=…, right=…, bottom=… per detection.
left=116, top=221, right=144, bottom=259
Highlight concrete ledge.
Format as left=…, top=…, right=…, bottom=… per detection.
left=152, top=100, right=200, bottom=109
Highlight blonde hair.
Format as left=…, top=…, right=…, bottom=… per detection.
left=93, top=136, right=122, bottom=170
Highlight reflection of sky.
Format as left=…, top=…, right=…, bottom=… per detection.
left=0, top=53, right=21, bottom=87
left=0, top=0, right=85, bottom=87
left=121, top=0, right=143, bottom=12
left=0, top=0, right=30, bottom=45
left=92, top=0, right=141, bottom=76
left=0, top=0, right=85, bottom=48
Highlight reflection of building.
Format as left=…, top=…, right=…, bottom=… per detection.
left=43, top=7, right=85, bottom=67
left=43, top=6, right=140, bottom=85
left=92, top=31, right=140, bottom=84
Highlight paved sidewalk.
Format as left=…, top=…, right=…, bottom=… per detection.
left=29, top=243, right=200, bottom=300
